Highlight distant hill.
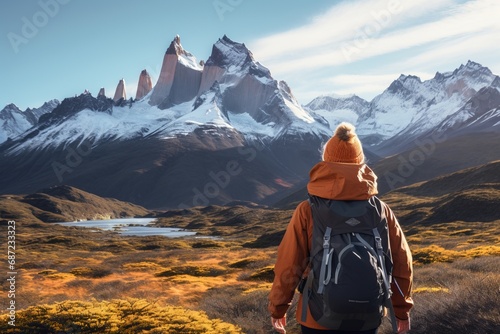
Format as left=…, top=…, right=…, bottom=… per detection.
left=382, top=160, right=500, bottom=225
left=0, top=185, right=150, bottom=224
left=272, top=160, right=500, bottom=226
left=373, top=131, right=500, bottom=194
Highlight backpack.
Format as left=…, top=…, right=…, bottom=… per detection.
left=300, top=195, right=398, bottom=333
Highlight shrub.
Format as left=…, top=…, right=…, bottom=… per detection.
left=229, top=257, right=260, bottom=269
left=122, top=262, right=163, bottom=271
left=0, top=298, right=242, bottom=333
left=412, top=244, right=500, bottom=265
left=70, top=266, right=112, bottom=278
left=191, top=240, right=224, bottom=248
left=247, top=266, right=275, bottom=282
left=155, top=265, right=227, bottom=277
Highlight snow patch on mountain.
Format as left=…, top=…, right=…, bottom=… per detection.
left=164, top=99, right=233, bottom=136
left=0, top=100, right=59, bottom=144
left=305, top=94, right=369, bottom=134
left=7, top=100, right=165, bottom=153
left=358, top=61, right=500, bottom=140
left=177, top=51, right=203, bottom=70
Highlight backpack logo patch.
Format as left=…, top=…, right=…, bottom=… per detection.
left=345, top=218, right=361, bottom=227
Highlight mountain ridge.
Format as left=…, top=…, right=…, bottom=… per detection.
left=1, top=35, right=499, bottom=208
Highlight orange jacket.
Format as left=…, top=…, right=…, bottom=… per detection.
left=268, top=161, right=413, bottom=329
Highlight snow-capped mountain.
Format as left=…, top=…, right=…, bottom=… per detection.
left=361, top=61, right=499, bottom=139
left=4, top=35, right=328, bottom=155
left=1, top=32, right=499, bottom=208
left=305, top=94, right=370, bottom=133
left=305, top=60, right=500, bottom=152
left=147, top=35, right=325, bottom=139
left=431, top=86, right=500, bottom=136
left=0, top=100, right=59, bottom=143
left=0, top=35, right=330, bottom=209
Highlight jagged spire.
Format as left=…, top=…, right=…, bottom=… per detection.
left=136, top=70, right=153, bottom=100
left=166, top=34, right=183, bottom=55
left=113, top=79, right=126, bottom=102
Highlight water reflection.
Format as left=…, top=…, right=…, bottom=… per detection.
left=57, top=218, right=197, bottom=237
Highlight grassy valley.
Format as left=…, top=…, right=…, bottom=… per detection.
left=1, top=163, right=499, bottom=333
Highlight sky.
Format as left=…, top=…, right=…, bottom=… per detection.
left=1, top=0, right=499, bottom=110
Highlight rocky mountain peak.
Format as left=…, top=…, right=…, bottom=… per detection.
left=38, top=93, right=113, bottom=127
left=136, top=70, right=153, bottom=100
left=113, top=79, right=127, bottom=102
left=458, top=60, right=489, bottom=73
left=434, top=61, right=491, bottom=83
left=385, top=74, right=423, bottom=95
left=467, top=86, right=500, bottom=111
left=149, top=35, right=202, bottom=107
left=0, top=100, right=61, bottom=144
left=306, top=94, right=369, bottom=113
left=98, top=88, right=106, bottom=98
left=205, top=35, right=254, bottom=68
left=399, top=74, right=422, bottom=83
left=1, top=103, right=22, bottom=116
left=166, top=35, right=188, bottom=57
left=433, top=71, right=448, bottom=82
left=386, top=78, right=406, bottom=94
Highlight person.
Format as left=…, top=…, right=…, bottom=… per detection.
left=268, top=122, right=413, bottom=334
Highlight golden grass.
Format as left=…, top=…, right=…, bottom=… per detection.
left=0, top=298, right=242, bottom=333
left=0, top=219, right=278, bottom=314
left=122, top=261, right=164, bottom=271
left=1, top=198, right=499, bottom=333
left=413, top=286, right=450, bottom=294
left=407, top=219, right=500, bottom=265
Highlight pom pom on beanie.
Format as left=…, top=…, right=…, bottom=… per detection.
left=322, top=122, right=364, bottom=164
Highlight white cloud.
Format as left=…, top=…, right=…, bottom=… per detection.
left=250, top=0, right=453, bottom=70
left=250, top=0, right=500, bottom=101
left=395, top=30, right=500, bottom=71
left=344, top=0, right=500, bottom=63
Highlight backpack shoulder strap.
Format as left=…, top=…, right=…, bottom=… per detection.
left=301, top=268, right=314, bottom=322
left=371, top=196, right=385, bottom=220
left=372, top=200, right=398, bottom=334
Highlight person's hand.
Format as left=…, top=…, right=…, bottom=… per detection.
left=397, top=317, right=410, bottom=334
left=271, top=315, right=286, bottom=333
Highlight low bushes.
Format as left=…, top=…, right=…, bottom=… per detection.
left=0, top=298, right=241, bottom=333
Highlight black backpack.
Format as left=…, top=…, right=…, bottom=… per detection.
left=300, top=195, right=398, bottom=333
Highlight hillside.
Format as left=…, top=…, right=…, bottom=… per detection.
left=382, top=160, right=500, bottom=225
left=0, top=185, right=150, bottom=224
left=373, top=132, right=500, bottom=194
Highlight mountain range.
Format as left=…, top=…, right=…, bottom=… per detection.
left=1, top=35, right=499, bottom=209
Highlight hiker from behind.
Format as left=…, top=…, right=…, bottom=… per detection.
left=268, top=123, right=413, bottom=334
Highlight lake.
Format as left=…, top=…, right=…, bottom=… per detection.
left=57, top=218, right=197, bottom=237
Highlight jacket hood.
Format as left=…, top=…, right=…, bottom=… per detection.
left=307, top=161, right=378, bottom=200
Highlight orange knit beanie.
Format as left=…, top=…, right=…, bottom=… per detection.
left=323, top=122, right=364, bottom=164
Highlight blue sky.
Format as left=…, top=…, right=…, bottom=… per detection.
left=1, top=0, right=499, bottom=110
